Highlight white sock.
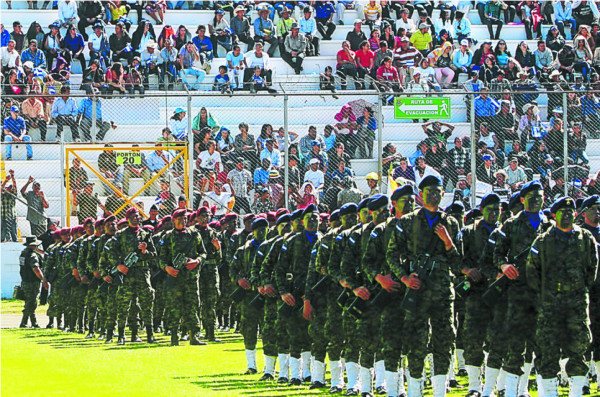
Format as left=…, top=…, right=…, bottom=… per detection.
left=278, top=353, right=289, bottom=380
left=408, top=376, right=423, bottom=397
left=360, top=366, right=373, bottom=394
left=313, top=360, right=325, bottom=383
left=385, top=370, right=399, bottom=397
left=330, top=360, right=345, bottom=388
left=289, top=356, right=301, bottom=380
left=465, top=364, right=482, bottom=392
left=589, top=359, right=597, bottom=377
left=456, top=349, right=466, bottom=370
left=448, top=355, right=456, bottom=381
left=431, top=374, right=447, bottom=397
left=542, top=377, right=559, bottom=397
left=570, top=376, right=587, bottom=397
left=504, top=372, right=520, bottom=397
left=482, top=366, right=500, bottom=396
left=375, top=360, right=386, bottom=389
left=346, top=361, right=360, bottom=390
left=245, top=349, right=256, bottom=370
left=518, top=362, right=532, bottom=396
left=497, top=368, right=507, bottom=391
left=301, top=351, right=311, bottom=380
left=398, top=366, right=407, bottom=395
left=263, top=355, right=276, bottom=375
left=537, top=373, right=545, bottom=397
left=595, top=361, right=600, bottom=384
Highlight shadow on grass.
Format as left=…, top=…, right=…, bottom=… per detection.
left=180, top=373, right=325, bottom=395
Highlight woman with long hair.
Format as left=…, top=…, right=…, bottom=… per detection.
left=503, top=57, right=522, bottom=81
left=515, top=41, right=536, bottom=78
left=494, top=39, right=512, bottom=68
left=573, top=35, right=593, bottom=83
left=131, top=20, right=156, bottom=56
left=479, top=54, right=500, bottom=84
left=169, top=107, right=188, bottom=140
left=209, top=9, right=233, bottom=58
left=106, top=62, right=127, bottom=95
left=61, top=24, right=86, bottom=73
left=49, top=55, right=70, bottom=83
left=174, top=24, right=191, bottom=51
left=429, top=41, right=455, bottom=88
left=26, top=21, right=45, bottom=45
left=215, top=126, right=235, bottom=158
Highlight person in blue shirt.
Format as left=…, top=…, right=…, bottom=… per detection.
left=581, top=91, right=600, bottom=138
left=20, top=39, right=46, bottom=69
left=192, top=24, right=213, bottom=61
left=314, top=1, right=336, bottom=40
left=51, top=86, right=80, bottom=141
left=299, top=7, right=320, bottom=55
left=3, top=105, right=32, bottom=160
left=356, top=106, right=377, bottom=159
left=1, top=24, right=11, bottom=47
left=62, top=24, right=86, bottom=73
left=213, top=65, right=231, bottom=93
left=474, top=87, right=500, bottom=130
left=253, top=157, right=272, bottom=187
left=253, top=6, right=278, bottom=57
left=77, top=93, right=116, bottom=141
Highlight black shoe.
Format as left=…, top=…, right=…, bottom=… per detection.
left=303, top=376, right=311, bottom=384
left=467, top=391, right=482, bottom=397
left=85, top=332, right=95, bottom=339
left=46, top=323, right=54, bottom=329
left=345, top=388, right=359, bottom=396
left=289, top=378, right=302, bottom=386
left=458, top=369, right=468, bottom=377
left=361, top=393, right=373, bottom=397
left=497, top=390, right=505, bottom=397
left=375, top=385, right=386, bottom=394
left=190, top=337, right=207, bottom=346
left=117, top=337, right=125, bottom=345
left=449, top=379, right=463, bottom=388
left=105, top=337, right=113, bottom=344
left=583, top=385, right=591, bottom=395
left=31, top=323, right=40, bottom=329
left=19, top=323, right=27, bottom=328
left=310, top=381, right=327, bottom=389
left=330, top=386, right=343, bottom=394
left=259, top=373, right=274, bottom=381
left=244, top=368, right=257, bottom=375
left=277, top=377, right=289, bottom=384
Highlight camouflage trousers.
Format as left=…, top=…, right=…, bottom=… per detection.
left=535, top=297, right=591, bottom=378
left=326, top=286, right=346, bottom=361
left=357, top=304, right=383, bottom=368
left=104, top=284, right=120, bottom=332
left=485, top=294, right=509, bottom=369
left=21, top=281, right=41, bottom=317
left=69, top=283, right=88, bottom=330
left=463, top=291, right=493, bottom=366
left=589, top=286, right=600, bottom=359
left=381, top=294, right=405, bottom=371
left=403, top=288, right=455, bottom=375
left=279, top=302, right=310, bottom=358
left=262, top=296, right=279, bottom=357
left=198, top=264, right=219, bottom=338
left=165, top=275, right=201, bottom=333
left=86, top=284, right=104, bottom=332
left=152, top=277, right=166, bottom=329
left=454, top=295, right=466, bottom=350
left=116, top=269, right=154, bottom=331
left=308, top=293, right=328, bottom=363
left=344, top=313, right=361, bottom=364
left=216, top=265, right=233, bottom=328
left=47, top=281, right=70, bottom=318
left=240, top=291, right=263, bottom=350
left=503, top=286, right=537, bottom=375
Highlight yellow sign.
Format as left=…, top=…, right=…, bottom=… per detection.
left=116, top=152, right=142, bottom=165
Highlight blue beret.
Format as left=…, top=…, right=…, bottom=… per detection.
left=252, top=218, right=269, bottom=230
left=302, top=203, right=317, bottom=217
left=172, top=209, right=187, bottom=218
left=550, top=197, right=576, bottom=214
left=418, top=175, right=443, bottom=191
left=508, top=192, right=522, bottom=210
left=480, top=193, right=501, bottom=209
left=340, top=203, right=358, bottom=216
left=367, top=194, right=389, bottom=211
left=330, top=209, right=340, bottom=223
left=391, top=185, right=416, bottom=201
left=445, top=202, right=464, bottom=214
left=581, top=195, right=600, bottom=211
left=357, top=197, right=371, bottom=211
left=519, top=180, right=544, bottom=198
left=290, top=209, right=304, bottom=221
left=465, top=208, right=482, bottom=224
left=276, top=214, right=291, bottom=226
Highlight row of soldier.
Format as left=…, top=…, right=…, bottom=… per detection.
left=17, top=175, right=599, bottom=397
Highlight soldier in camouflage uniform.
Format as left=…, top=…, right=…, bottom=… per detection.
left=151, top=215, right=172, bottom=333
left=459, top=193, right=501, bottom=396
left=217, top=213, right=238, bottom=332
left=19, top=236, right=48, bottom=328
left=276, top=204, right=320, bottom=386
left=342, top=194, right=392, bottom=396
left=72, top=219, right=95, bottom=333
left=43, top=230, right=63, bottom=328
left=493, top=181, right=553, bottom=397
left=303, top=210, right=340, bottom=390
left=386, top=175, right=463, bottom=397
left=252, top=214, right=292, bottom=381
left=194, top=206, right=222, bottom=342
left=99, top=216, right=120, bottom=343
left=159, top=209, right=207, bottom=346
left=527, top=197, right=598, bottom=397
left=231, top=217, right=269, bottom=374
left=108, top=207, right=158, bottom=345
left=365, top=186, right=415, bottom=397
left=83, top=219, right=105, bottom=338
left=62, top=226, right=84, bottom=332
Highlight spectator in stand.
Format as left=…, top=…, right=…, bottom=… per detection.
left=87, top=23, right=110, bottom=71
left=10, top=21, right=25, bottom=53
left=178, top=41, right=206, bottom=90
left=474, top=88, right=499, bottom=129
left=282, top=23, right=307, bottom=75
left=336, top=40, right=358, bottom=89
left=231, top=5, right=253, bottom=50
left=196, top=139, right=222, bottom=192
left=260, top=138, right=281, bottom=169
left=81, top=59, right=106, bottom=95
left=330, top=157, right=354, bottom=183
left=157, top=24, right=176, bottom=49
left=453, top=10, right=472, bottom=44
left=209, top=9, right=233, bottom=58
left=21, top=39, right=47, bottom=70
left=62, top=24, right=86, bottom=73
left=304, top=159, right=325, bottom=191
left=573, top=35, right=593, bottom=83
left=581, top=91, right=600, bottom=138
left=26, top=22, right=45, bottom=50
left=234, top=121, right=258, bottom=167
left=477, top=153, right=497, bottom=185
left=328, top=141, right=351, bottom=171
left=504, top=157, right=527, bottom=191
left=534, top=40, right=555, bottom=83
left=356, top=106, right=377, bottom=159
left=252, top=187, right=275, bottom=213
left=105, top=62, right=127, bottom=95
left=568, top=121, right=589, bottom=165
left=21, top=96, right=47, bottom=142
left=471, top=39, right=493, bottom=70
left=393, top=36, right=422, bottom=84
left=396, top=7, right=416, bottom=35
left=168, top=107, right=187, bottom=140
left=243, top=42, right=273, bottom=91
left=489, top=69, right=511, bottom=96
left=20, top=177, right=49, bottom=236
left=159, top=38, right=178, bottom=90
left=392, top=156, right=416, bottom=182
left=429, top=41, right=455, bottom=88
left=362, top=0, right=382, bottom=31
left=124, top=57, right=145, bottom=95
left=355, top=40, right=375, bottom=89
left=554, top=0, right=577, bottom=38
left=227, top=157, right=253, bottom=214
left=77, top=91, right=116, bottom=141
left=546, top=25, right=566, bottom=56
left=515, top=40, right=537, bottom=78
left=299, top=125, right=326, bottom=158
left=275, top=6, right=295, bottom=54
left=411, top=23, right=433, bottom=57
left=77, top=0, right=105, bottom=41
left=122, top=145, right=154, bottom=196
left=109, top=22, right=133, bottom=64
left=346, top=19, right=368, bottom=51
left=483, top=0, right=504, bottom=40
left=215, top=126, right=235, bottom=159
left=253, top=6, right=278, bottom=57
left=107, top=1, right=131, bottom=29
left=376, top=55, right=402, bottom=95
left=104, top=184, right=127, bottom=219
left=3, top=105, right=32, bottom=160
left=521, top=0, right=543, bottom=40
left=1, top=170, right=18, bottom=242
left=253, top=157, right=272, bottom=188
left=58, top=0, right=79, bottom=28
left=314, top=1, right=336, bottom=41
left=131, top=20, right=156, bottom=57
left=97, top=144, right=122, bottom=193
left=478, top=54, right=499, bottom=85
left=68, top=157, right=88, bottom=215
left=299, top=7, right=320, bottom=56
left=1, top=24, right=10, bottom=48
left=558, top=43, right=576, bottom=81
left=146, top=0, right=168, bottom=25
left=334, top=104, right=358, bottom=157
left=303, top=140, right=329, bottom=171
left=1, top=39, right=21, bottom=74
left=140, top=40, right=160, bottom=88
left=452, top=39, right=472, bottom=79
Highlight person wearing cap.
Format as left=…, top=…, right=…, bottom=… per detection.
left=159, top=208, right=207, bottom=346
left=209, top=9, right=233, bottom=58
left=77, top=0, right=105, bottom=41
left=281, top=22, right=307, bottom=75
left=3, top=104, right=32, bottom=161
left=18, top=175, right=48, bottom=237
left=19, top=235, right=48, bottom=328
left=345, top=18, right=367, bottom=52
left=297, top=7, right=319, bottom=57
left=274, top=204, right=320, bottom=385
left=253, top=6, right=278, bottom=57
left=492, top=181, right=553, bottom=396
left=504, top=156, right=527, bottom=192
left=453, top=10, right=472, bottom=45
left=393, top=35, right=423, bottom=83
left=526, top=197, right=597, bottom=397
left=386, top=175, right=463, bottom=397
left=231, top=4, right=253, bottom=49
left=87, top=22, right=110, bottom=72
left=410, top=22, right=433, bottom=56
left=8, top=21, right=25, bottom=52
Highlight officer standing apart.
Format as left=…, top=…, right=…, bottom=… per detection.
left=527, top=197, right=598, bottom=397
left=19, top=236, right=49, bottom=328
left=387, top=175, right=463, bottom=397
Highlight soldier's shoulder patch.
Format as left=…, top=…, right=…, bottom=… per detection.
left=311, top=248, right=317, bottom=256
left=159, top=239, right=164, bottom=246
left=498, top=230, right=506, bottom=238
left=335, top=234, right=343, bottom=241
left=281, top=244, right=287, bottom=252
left=370, top=230, right=378, bottom=238
left=321, top=243, right=329, bottom=250
left=396, top=223, right=403, bottom=233
left=531, top=246, right=539, bottom=255
left=488, top=238, right=496, bottom=245
left=349, top=237, right=356, bottom=245
left=257, top=250, right=264, bottom=257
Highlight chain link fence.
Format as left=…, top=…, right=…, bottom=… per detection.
left=2, top=89, right=599, bottom=239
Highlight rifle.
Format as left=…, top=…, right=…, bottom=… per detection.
left=368, top=275, right=402, bottom=309
left=400, top=254, right=437, bottom=313
left=39, top=285, right=48, bottom=305
left=45, top=268, right=58, bottom=284
left=249, top=292, right=265, bottom=309
left=229, top=286, right=246, bottom=302
left=56, top=272, right=77, bottom=289
left=165, top=252, right=188, bottom=287
left=482, top=247, right=531, bottom=307
left=311, top=274, right=330, bottom=294
left=344, top=295, right=368, bottom=319
left=277, top=285, right=303, bottom=318
left=98, top=252, right=139, bottom=292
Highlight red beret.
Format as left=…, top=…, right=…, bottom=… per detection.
left=173, top=209, right=187, bottom=218
left=94, top=219, right=105, bottom=228
left=243, top=213, right=255, bottom=222
left=52, top=230, right=61, bottom=238
left=208, top=220, right=220, bottom=228
left=104, top=215, right=117, bottom=224
left=267, top=211, right=277, bottom=221
left=223, top=213, right=238, bottom=222
left=83, top=217, right=95, bottom=225
left=319, top=212, right=330, bottom=220
left=125, top=207, right=139, bottom=218
left=161, top=215, right=172, bottom=223
left=276, top=208, right=290, bottom=218
left=256, top=213, right=267, bottom=219
left=60, top=227, right=71, bottom=236
left=196, top=206, right=210, bottom=216
left=143, top=225, right=155, bottom=232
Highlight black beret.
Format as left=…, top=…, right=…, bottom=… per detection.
left=276, top=214, right=291, bottom=226
left=581, top=195, right=600, bottom=211
left=519, top=180, right=544, bottom=198
left=303, top=203, right=317, bottom=217
left=508, top=192, right=522, bottom=210
left=340, top=203, right=358, bottom=216
left=480, top=193, right=501, bottom=209
left=465, top=208, right=482, bottom=224
left=367, top=194, right=389, bottom=211
left=252, top=218, right=269, bottom=230
left=418, top=175, right=443, bottom=191
left=445, top=202, right=464, bottom=214
left=357, top=197, right=371, bottom=211
left=391, top=185, right=416, bottom=201
left=330, top=209, right=340, bottom=223
left=290, top=209, right=304, bottom=221
left=550, top=197, right=576, bottom=214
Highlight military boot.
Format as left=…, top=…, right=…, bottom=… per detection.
left=206, top=327, right=221, bottom=343
left=171, top=332, right=179, bottom=346
left=146, top=326, right=158, bottom=344
left=190, top=329, right=207, bottom=345
left=19, top=314, right=28, bottom=328
left=29, top=314, right=40, bottom=328
left=46, top=316, right=54, bottom=329
left=117, top=328, right=126, bottom=345
left=86, top=319, right=96, bottom=338
left=105, top=328, right=114, bottom=343
left=56, top=317, right=63, bottom=330
left=130, top=328, right=142, bottom=343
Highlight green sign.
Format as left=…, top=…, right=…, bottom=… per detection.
left=394, top=97, right=451, bottom=119
left=116, top=152, right=142, bottom=165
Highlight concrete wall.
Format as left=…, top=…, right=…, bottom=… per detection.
left=1, top=243, right=23, bottom=299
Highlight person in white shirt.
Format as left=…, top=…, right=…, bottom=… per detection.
left=243, top=42, right=273, bottom=90
left=396, top=7, right=417, bottom=34
left=58, top=0, right=78, bottom=28
left=304, top=158, right=325, bottom=191
left=203, top=181, right=233, bottom=216
left=226, top=45, right=246, bottom=89
left=1, top=40, right=20, bottom=70
left=196, top=139, right=222, bottom=191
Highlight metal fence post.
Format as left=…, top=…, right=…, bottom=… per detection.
left=187, top=94, right=194, bottom=203
left=377, top=93, right=383, bottom=189
left=470, top=93, right=477, bottom=208
left=563, top=92, right=569, bottom=196
left=284, top=94, right=289, bottom=209
left=91, top=96, right=97, bottom=144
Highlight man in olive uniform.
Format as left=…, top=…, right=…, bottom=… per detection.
left=108, top=207, right=157, bottom=345
left=493, top=181, right=553, bottom=397
left=386, top=175, right=463, bottom=397
left=99, top=216, right=120, bottom=343
left=276, top=204, right=321, bottom=386
left=43, top=230, right=63, bottom=328
left=104, top=184, right=127, bottom=219
left=61, top=226, right=83, bottom=332
left=302, top=209, right=340, bottom=390
left=72, top=219, right=96, bottom=333
left=231, top=217, right=269, bottom=374
left=341, top=194, right=393, bottom=396
left=83, top=218, right=105, bottom=338
left=527, top=197, right=598, bottom=397
left=365, top=185, right=415, bottom=397
left=159, top=209, right=207, bottom=346
left=151, top=215, right=172, bottom=333
left=460, top=193, right=501, bottom=396
left=19, top=236, right=48, bottom=328
left=251, top=213, right=292, bottom=381
left=194, top=206, right=222, bottom=342
left=217, top=212, right=238, bottom=332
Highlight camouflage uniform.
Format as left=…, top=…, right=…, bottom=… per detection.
left=159, top=228, right=206, bottom=336
left=217, top=228, right=237, bottom=329
left=150, top=230, right=167, bottom=331
left=386, top=208, right=462, bottom=378
left=195, top=225, right=221, bottom=340
left=527, top=225, right=598, bottom=379
left=84, top=234, right=107, bottom=334
left=19, top=246, right=43, bottom=326
left=61, top=239, right=79, bottom=330
left=101, top=235, right=120, bottom=338
left=71, top=234, right=92, bottom=331
left=45, top=241, right=64, bottom=321
left=582, top=224, right=600, bottom=378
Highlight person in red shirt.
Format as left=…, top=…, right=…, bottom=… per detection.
left=355, top=40, right=375, bottom=89
left=336, top=40, right=357, bottom=90
left=376, top=56, right=402, bottom=93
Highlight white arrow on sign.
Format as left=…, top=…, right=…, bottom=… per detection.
left=398, top=103, right=439, bottom=112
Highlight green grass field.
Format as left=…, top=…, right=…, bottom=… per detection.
left=1, top=300, right=592, bottom=396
